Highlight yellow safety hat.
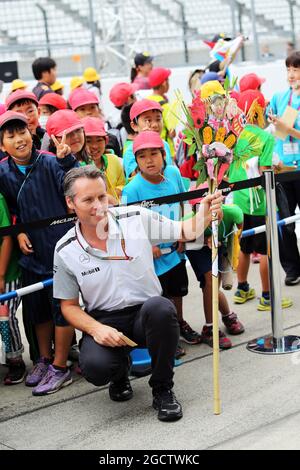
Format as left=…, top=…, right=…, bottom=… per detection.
left=51, top=80, right=64, bottom=92
left=200, top=80, right=226, bottom=99
left=70, top=76, right=84, bottom=90
left=11, top=79, right=27, bottom=92
left=83, top=67, right=100, bottom=82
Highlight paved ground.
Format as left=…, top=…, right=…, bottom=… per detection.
left=1, top=261, right=300, bottom=450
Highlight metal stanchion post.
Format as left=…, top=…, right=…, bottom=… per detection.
left=247, top=170, right=300, bottom=354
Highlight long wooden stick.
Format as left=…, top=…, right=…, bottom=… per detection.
left=210, top=174, right=221, bottom=415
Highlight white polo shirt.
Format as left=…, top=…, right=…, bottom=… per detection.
left=53, top=205, right=181, bottom=313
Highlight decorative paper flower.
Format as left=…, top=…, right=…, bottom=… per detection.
left=202, top=142, right=233, bottom=164
left=201, top=142, right=233, bottom=181
left=189, top=92, right=206, bottom=128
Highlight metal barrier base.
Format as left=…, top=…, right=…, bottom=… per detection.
left=247, top=335, right=300, bottom=355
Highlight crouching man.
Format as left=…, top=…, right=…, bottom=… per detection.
left=53, top=166, right=223, bottom=422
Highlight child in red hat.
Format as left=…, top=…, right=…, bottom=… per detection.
left=83, top=116, right=125, bottom=202
left=68, top=88, right=102, bottom=119
left=109, top=82, right=137, bottom=110
left=47, top=109, right=90, bottom=165
left=6, top=90, right=45, bottom=149
left=123, top=99, right=173, bottom=179
left=69, top=88, right=122, bottom=158
left=147, top=68, right=176, bottom=156
left=38, top=93, right=68, bottom=150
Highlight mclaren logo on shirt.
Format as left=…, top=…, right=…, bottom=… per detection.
left=81, top=267, right=101, bottom=277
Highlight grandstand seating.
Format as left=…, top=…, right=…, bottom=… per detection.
left=0, top=0, right=298, bottom=68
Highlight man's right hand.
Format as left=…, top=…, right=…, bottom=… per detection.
left=17, top=233, right=34, bottom=255
left=202, top=191, right=224, bottom=221
left=92, top=324, right=128, bottom=348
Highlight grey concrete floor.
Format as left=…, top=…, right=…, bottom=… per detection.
left=1, top=262, right=300, bottom=450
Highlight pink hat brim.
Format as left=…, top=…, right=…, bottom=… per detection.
left=55, top=123, right=83, bottom=137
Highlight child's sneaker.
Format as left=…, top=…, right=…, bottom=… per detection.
left=179, top=320, right=202, bottom=344
left=257, top=297, right=293, bottom=311
left=222, top=312, right=245, bottom=335
left=32, top=364, right=72, bottom=396
left=25, top=357, right=50, bottom=387
left=201, top=325, right=232, bottom=350
left=233, top=287, right=256, bottom=304
left=4, top=358, right=26, bottom=385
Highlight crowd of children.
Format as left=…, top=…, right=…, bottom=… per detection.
left=0, top=49, right=299, bottom=400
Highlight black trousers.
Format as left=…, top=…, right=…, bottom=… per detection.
left=79, top=296, right=179, bottom=392
left=279, top=181, right=300, bottom=278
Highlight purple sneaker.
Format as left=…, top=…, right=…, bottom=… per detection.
left=32, top=365, right=72, bottom=396
left=25, top=357, right=50, bottom=387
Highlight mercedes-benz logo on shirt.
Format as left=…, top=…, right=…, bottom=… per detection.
left=79, top=253, right=90, bottom=264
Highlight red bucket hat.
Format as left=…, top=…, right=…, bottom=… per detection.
left=6, top=90, right=38, bottom=110
left=39, top=93, right=67, bottom=110
left=0, top=110, right=28, bottom=129
left=82, top=116, right=108, bottom=143
left=148, top=67, right=171, bottom=88
left=68, top=88, right=99, bottom=111
left=130, top=99, right=162, bottom=121
left=239, top=73, right=266, bottom=93
left=133, top=130, right=164, bottom=155
left=46, top=110, right=83, bottom=137
left=109, top=82, right=137, bottom=107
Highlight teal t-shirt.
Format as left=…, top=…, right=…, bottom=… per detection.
left=267, top=88, right=300, bottom=166
left=122, top=165, right=186, bottom=276
left=16, top=164, right=32, bottom=174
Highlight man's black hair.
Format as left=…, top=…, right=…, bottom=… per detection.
left=286, top=51, right=300, bottom=69
left=32, top=57, right=57, bottom=80
left=0, top=120, right=28, bottom=144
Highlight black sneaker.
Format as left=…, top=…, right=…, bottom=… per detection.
left=4, top=358, right=26, bottom=385
left=152, top=389, right=183, bottom=422
left=109, top=375, right=133, bottom=402
left=285, top=276, right=300, bottom=286
left=179, top=320, right=202, bottom=345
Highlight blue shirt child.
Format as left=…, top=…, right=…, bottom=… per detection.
left=122, top=165, right=186, bottom=276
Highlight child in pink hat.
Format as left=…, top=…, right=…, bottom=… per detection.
left=68, top=88, right=103, bottom=119
left=46, top=109, right=90, bottom=165
left=82, top=116, right=125, bottom=202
